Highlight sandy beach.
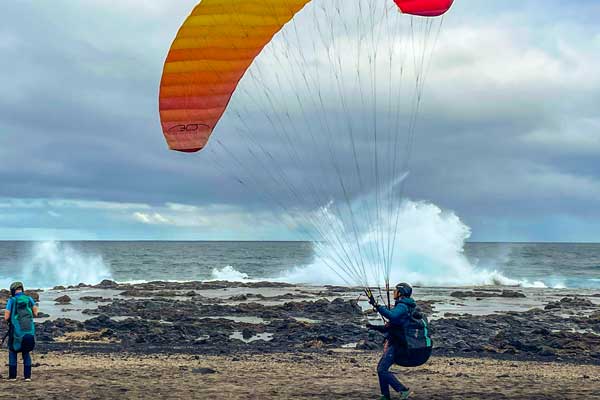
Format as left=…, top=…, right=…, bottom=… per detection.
left=0, top=350, right=597, bottom=399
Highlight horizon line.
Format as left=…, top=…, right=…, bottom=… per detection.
left=1, top=240, right=600, bottom=245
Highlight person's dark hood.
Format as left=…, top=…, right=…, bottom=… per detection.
left=395, top=297, right=416, bottom=308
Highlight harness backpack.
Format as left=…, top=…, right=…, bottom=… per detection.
left=390, top=306, right=432, bottom=367
left=8, top=295, right=36, bottom=353
left=387, top=305, right=432, bottom=350
left=403, top=307, right=432, bottom=350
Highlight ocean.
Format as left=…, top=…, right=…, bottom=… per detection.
left=0, top=241, right=598, bottom=290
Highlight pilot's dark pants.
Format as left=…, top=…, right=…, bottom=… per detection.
left=377, top=343, right=432, bottom=398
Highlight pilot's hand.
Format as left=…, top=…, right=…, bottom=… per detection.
left=367, top=293, right=378, bottom=307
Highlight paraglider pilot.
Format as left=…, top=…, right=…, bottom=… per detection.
left=366, top=283, right=432, bottom=400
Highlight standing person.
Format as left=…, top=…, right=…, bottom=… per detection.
left=366, top=283, right=432, bottom=400
left=4, top=281, right=38, bottom=381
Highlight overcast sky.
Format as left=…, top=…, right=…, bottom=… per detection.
left=1, top=0, right=599, bottom=242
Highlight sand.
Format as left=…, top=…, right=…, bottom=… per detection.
left=0, top=350, right=597, bottom=399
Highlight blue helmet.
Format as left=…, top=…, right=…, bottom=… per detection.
left=395, top=282, right=412, bottom=298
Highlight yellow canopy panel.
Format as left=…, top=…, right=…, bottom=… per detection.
left=159, top=0, right=311, bottom=152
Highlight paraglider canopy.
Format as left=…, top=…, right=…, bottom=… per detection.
left=158, top=0, right=455, bottom=303
left=159, top=0, right=454, bottom=153
left=395, top=0, right=454, bottom=17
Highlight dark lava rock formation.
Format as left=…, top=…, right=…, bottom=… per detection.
left=54, top=295, right=72, bottom=304
left=450, top=289, right=526, bottom=299
left=6, top=281, right=598, bottom=364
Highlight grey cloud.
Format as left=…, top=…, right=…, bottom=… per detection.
left=1, top=1, right=600, bottom=240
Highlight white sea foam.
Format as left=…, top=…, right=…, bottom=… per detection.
left=279, top=200, right=536, bottom=288
left=0, top=241, right=112, bottom=289
left=210, top=265, right=250, bottom=282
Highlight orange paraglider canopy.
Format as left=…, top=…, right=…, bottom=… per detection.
left=159, top=0, right=454, bottom=153
left=159, top=0, right=311, bottom=152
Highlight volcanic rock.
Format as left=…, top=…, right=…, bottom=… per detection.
left=450, top=290, right=526, bottom=299
left=544, top=297, right=595, bottom=310
left=95, top=280, right=120, bottom=289
left=54, top=295, right=72, bottom=304
left=241, top=328, right=254, bottom=340
left=80, top=296, right=111, bottom=302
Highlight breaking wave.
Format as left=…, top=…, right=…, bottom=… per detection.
left=279, top=200, right=543, bottom=288
left=0, top=241, right=112, bottom=289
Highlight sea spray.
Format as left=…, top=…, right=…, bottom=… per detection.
left=280, top=200, right=520, bottom=287
left=1, top=241, right=113, bottom=289
left=210, top=265, right=250, bottom=281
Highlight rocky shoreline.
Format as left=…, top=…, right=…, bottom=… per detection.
left=6, top=280, right=599, bottom=365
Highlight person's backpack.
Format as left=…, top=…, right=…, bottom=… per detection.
left=403, top=307, right=432, bottom=350
left=8, top=295, right=36, bottom=353
left=386, top=304, right=433, bottom=350
left=387, top=305, right=433, bottom=367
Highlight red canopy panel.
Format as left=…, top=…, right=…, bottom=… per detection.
left=394, top=0, right=454, bottom=17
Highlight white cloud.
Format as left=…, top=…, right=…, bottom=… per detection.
left=0, top=198, right=150, bottom=211
left=49, top=199, right=151, bottom=211
left=520, top=118, right=600, bottom=153
left=165, top=203, right=199, bottom=213
left=132, top=212, right=152, bottom=224
left=426, top=22, right=600, bottom=124
left=132, top=212, right=172, bottom=224
left=130, top=202, right=310, bottom=235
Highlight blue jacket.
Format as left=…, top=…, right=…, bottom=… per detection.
left=376, top=297, right=416, bottom=328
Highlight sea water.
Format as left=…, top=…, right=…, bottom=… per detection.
left=0, top=241, right=598, bottom=290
